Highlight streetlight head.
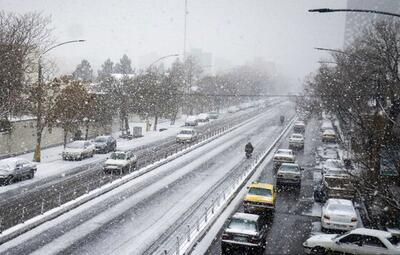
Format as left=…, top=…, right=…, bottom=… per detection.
left=309, top=8, right=333, bottom=13
left=78, top=39, right=86, bottom=42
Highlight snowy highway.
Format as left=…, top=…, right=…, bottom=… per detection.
left=0, top=101, right=294, bottom=254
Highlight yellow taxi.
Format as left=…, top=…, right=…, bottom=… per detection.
left=243, top=182, right=276, bottom=214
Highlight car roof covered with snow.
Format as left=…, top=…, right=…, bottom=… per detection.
left=275, top=149, right=293, bottom=154
left=350, top=228, right=393, bottom=239
left=326, top=198, right=353, bottom=206
left=249, top=182, right=274, bottom=190
left=323, top=129, right=336, bottom=135
left=232, top=212, right=259, bottom=222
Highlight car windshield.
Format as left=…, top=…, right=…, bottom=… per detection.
left=0, top=163, right=11, bottom=170
left=248, top=187, right=272, bottom=197
left=388, top=236, right=400, bottom=246
left=324, top=177, right=352, bottom=188
left=292, top=134, right=302, bottom=139
left=95, top=137, right=107, bottom=143
left=179, top=130, right=193, bottom=135
left=110, top=153, right=126, bottom=160
left=276, top=150, right=292, bottom=155
left=67, top=142, right=85, bottom=149
left=279, top=165, right=299, bottom=172
left=228, top=218, right=257, bottom=232
left=328, top=204, right=354, bottom=212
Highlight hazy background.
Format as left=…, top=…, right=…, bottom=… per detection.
left=0, top=0, right=347, bottom=85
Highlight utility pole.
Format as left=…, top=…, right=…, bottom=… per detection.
left=183, top=0, right=188, bottom=60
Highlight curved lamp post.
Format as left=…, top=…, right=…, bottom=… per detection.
left=33, top=40, right=86, bottom=162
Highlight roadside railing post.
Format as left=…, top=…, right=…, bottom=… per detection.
left=41, top=199, right=45, bottom=214
left=187, top=224, right=191, bottom=241
left=58, top=192, right=62, bottom=206
left=21, top=207, right=25, bottom=223
left=176, top=236, right=180, bottom=254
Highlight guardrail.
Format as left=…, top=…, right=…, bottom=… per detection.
left=0, top=105, right=275, bottom=245
left=151, top=116, right=296, bottom=255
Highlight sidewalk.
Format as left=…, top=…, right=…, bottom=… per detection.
left=0, top=119, right=185, bottom=194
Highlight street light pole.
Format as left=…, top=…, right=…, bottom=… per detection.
left=309, top=8, right=400, bottom=18
left=33, top=39, right=85, bottom=162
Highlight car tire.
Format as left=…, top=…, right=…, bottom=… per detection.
left=311, top=246, right=326, bottom=255
left=28, top=170, right=35, bottom=179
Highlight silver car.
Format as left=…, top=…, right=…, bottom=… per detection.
left=276, top=163, right=302, bottom=186
left=0, top=158, right=37, bottom=185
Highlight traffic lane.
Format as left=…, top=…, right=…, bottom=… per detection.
left=205, top=118, right=321, bottom=255
left=58, top=105, right=293, bottom=255
left=0, top=104, right=291, bottom=255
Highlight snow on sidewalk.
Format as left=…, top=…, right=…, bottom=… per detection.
left=0, top=119, right=185, bottom=194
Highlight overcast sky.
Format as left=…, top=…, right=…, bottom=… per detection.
left=0, top=0, right=347, bottom=84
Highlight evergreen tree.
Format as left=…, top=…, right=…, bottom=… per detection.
left=114, top=54, right=133, bottom=74
left=97, top=58, right=114, bottom=81
left=72, top=59, right=93, bottom=82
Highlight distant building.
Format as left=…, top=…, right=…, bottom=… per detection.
left=188, top=48, right=212, bottom=74
left=344, top=0, right=400, bottom=47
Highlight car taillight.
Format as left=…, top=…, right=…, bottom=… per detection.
left=278, top=174, right=284, bottom=177
left=249, top=236, right=260, bottom=244
left=323, top=214, right=330, bottom=220
left=222, top=233, right=230, bottom=240
left=351, top=217, right=357, bottom=222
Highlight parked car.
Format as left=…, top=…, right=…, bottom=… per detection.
left=243, top=182, right=276, bottom=213
left=293, top=120, right=306, bottom=133
left=321, top=120, right=334, bottom=132
left=0, top=158, right=37, bottom=185
left=185, top=115, right=198, bottom=126
left=273, top=149, right=295, bottom=169
left=303, top=228, right=400, bottom=255
left=93, top=135, right=116, bottom=153
left=322, top=129, right=337, bottom=143
left=227, top=106, right=239, bottom=113
left=104, top=150, right=137, bottom=174
left=319, top=174, right=355, bottom=201
left=277, top=163, right=302, bottom=186
left=321, top=199, right=358, bottom=232
left=208, top=111, right=219, bottom=119
left=62, top=140, right=95, bottom=160
left=197, top=113, right=210, bottom=123
left=176, top=128, right=198, bottom=143
left=221, top=213, right=267, bottom=254
left=289, top=133, right=304, bottom=149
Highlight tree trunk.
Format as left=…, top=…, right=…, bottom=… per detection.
left=33, top=124, right=42, bottom=162
left=153, top=114, right=158, bottom=131
left=63, top=129, right=68, bottom=148
left=85, top=121, right=89, bottom=140
left=170, top=110, right=177, bottom=125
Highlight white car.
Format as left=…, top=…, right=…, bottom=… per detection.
left=227, top=106, right=239, bottom=113
left=321, top=199, right=358, bottom=231
left=62, top=140, right=95, bottom=160
left=104, top=151, right=137, bottom=174
left=289, top=133, right=304, bottom=149
left=321, top=120, right=334, bottom=132
left=276, top=163, right=302, bottom=186
left=197, top=113, right=210, bottom=123
left=273, top=149, right=295, bottom=168
left=322, top=129, right=336, bottom=142
left=176, top=128, right=197, bottom=143
left=185, top=115, right=198, bottom=126
left=303, top=228, right=400, bottom=255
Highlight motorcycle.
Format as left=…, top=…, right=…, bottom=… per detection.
left=245, top=151, right=252, bottom=158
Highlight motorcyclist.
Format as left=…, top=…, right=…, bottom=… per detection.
left=245, top=142, right=254, bottom=154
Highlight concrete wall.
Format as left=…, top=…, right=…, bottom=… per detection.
left=0, top=118, right=113, bottom=158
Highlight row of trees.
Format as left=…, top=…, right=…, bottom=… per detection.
left=301, top=19, right=400, bottom=225
left=0, top=10, right=276, bottom=162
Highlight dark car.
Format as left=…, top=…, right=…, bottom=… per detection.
left=0, top=158, right=37, bottom=185
left=221, top=213, right=267, bottom=254
left=93, top=135, right=116, bottom=153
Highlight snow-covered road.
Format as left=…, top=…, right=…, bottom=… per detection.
left=0, top=101, right=293, bottom=254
